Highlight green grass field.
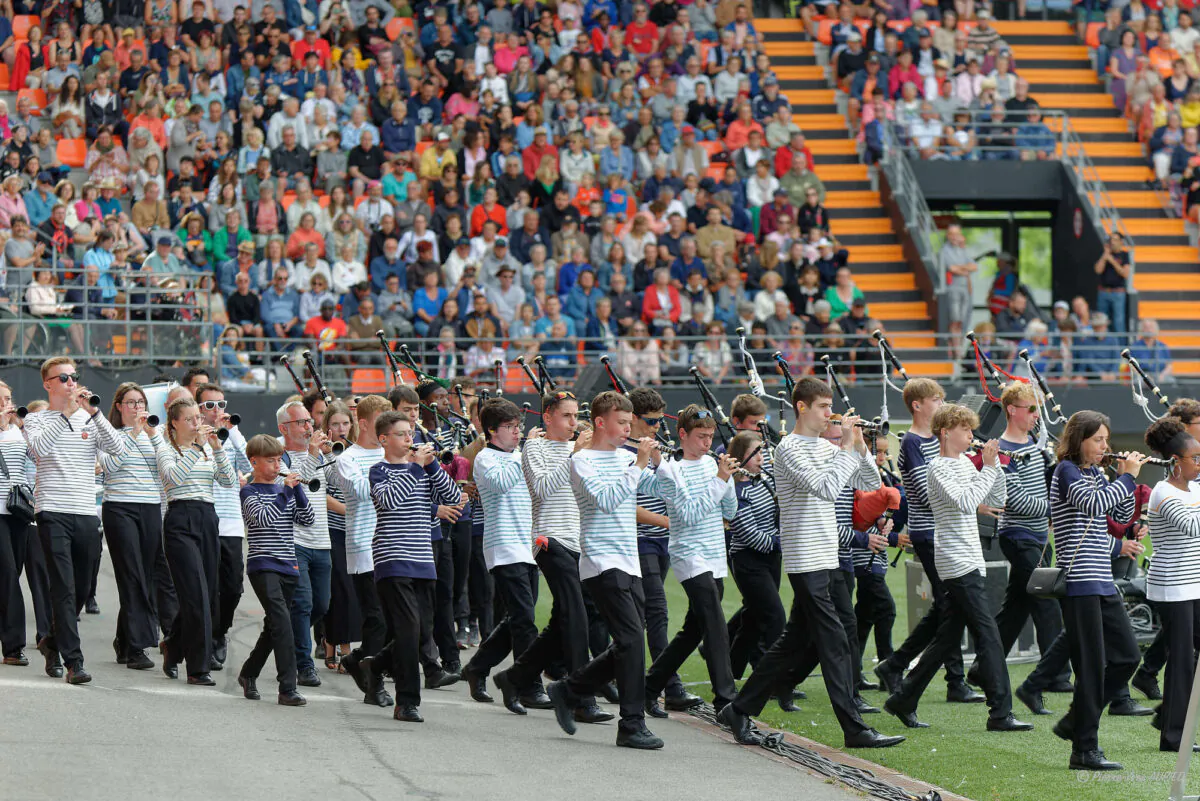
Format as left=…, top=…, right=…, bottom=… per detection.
left=532, top=562, right=1200, bottom=801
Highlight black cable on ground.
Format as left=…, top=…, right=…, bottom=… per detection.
left=686, top=703, right=942, bottom=801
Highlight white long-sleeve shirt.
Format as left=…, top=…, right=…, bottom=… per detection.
left=522, top=437, right=580, bottom=552
left=330, top=443, right=384, bottom=574
left=25, top=408, right=128, bottom=515
left=659, top=455, right=737, bottom=581
left=570, top=448, right=654, bottom=581
left=476, top=446, right=535, bottom=570
left=1147, top=480, right=1200, bottom=602
left=928, top=455, right=1006, bottom=581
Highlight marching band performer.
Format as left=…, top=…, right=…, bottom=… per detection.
left=100, top=383, right=168, bottom=672
left=0, top=381, right=41, bottom=669
left=320, top=401, right=360, bottom=672
left=237, top=435, right=314, bottom=706
left=157, top=396, right=236, bottom=685
left=718, top=377, right=904, bottom=750
left=883, top=404, right=1030, bottom=733
left=1143, top=416, right=1200, bottom=753
left=25, top=358, right=130, bottom=684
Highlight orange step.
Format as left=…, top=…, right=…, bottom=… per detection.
left=992, top=20, right=1073, bottom=35
left=871, top=301, right=929, bottom=320
left=1080, top=142, right=1145, bottom=158
left=830, top=217, right=893, bottom=235
left=794, top=113, right=847, bottom=130
left=1095, top=165, right=1154, bottom=182
left=1008, top=44, right=1091, bottom=60
left=783, top=89, right=836, bottom=105
left=1161, top=334, right=1200, bottom=348
left=755, top=18, right=806, bottom=33
left=825, top=190, right=881, bottom=208
left=1119, top=218, right=1188, bottom=236
left=1133, top=273, right=1200, bottom=291
left=1103, top=191, right=1162, bottom=208
left=847, top=244, right=904, bottom=262
left=775, top=66, right=826, bottom=81
left=1021, top=69, right=1102, bottom=86
left=1036, top=93, right=1120, bottom=109
left=890, top=333, right=937, bottom=349
left=906, top=361, right=955, bottom=376
left=816, top=163, right=869, bottom=181
left=764, top=42, right=817, bottom=58
left=808, top=139, right=858, bottom=155
left=1135, top=245, right=1199, bottom=263
left=1047, top=117, right=1128, bottom=133
left=1139, top=301, right=1198, bottom=318
left=856, top=273, right=917, bottom=291
left=1172, top=360, right=1200, bottom=375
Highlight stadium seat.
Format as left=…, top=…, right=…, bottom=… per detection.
left=706, top=164, right=726, bottom=180
left=386, top=17, right=414, bottom=40
left=0, top=63, right=8, bottom=88
left=504, top=366, right=527, bottom=393
left=816, top=19, right=836, bottom=45
left=350, top=368, right=388, bottom=394
left=1085, top=21, right=1103, bottom=48
left=56, top=138, right=86, bottom=168
left=18, top=88, right=47, bottom=113
left=415, top=140, right=432, bottom=156
left=281, top=192, right=297, bottom=210
left=12, top=15, right=37, bottom=41
left=700, top=141, right=724, bottom=158
left=318, top=194, right=330, bottom=207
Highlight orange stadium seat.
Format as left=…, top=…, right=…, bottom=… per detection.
left=386, top=17, right=415, bottom=41
left=56, top=138, right=86, bottom=168
left=18, top=88, right=47, bottom=112
left=351, top=368, right=388, bottom=394
left=12, top=16, right=37, bottom=41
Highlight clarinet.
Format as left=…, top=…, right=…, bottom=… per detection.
left=688, top=366, right=735, bottom=448
left=377, top=330, right=405, bottom=386
left=301, top=350, right=333, bottom=405
left=280, top=354, right=306, bottom=394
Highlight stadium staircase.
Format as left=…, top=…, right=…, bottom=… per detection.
left=761, top=16, right=1200, bottom=373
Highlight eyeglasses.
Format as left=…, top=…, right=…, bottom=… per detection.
left=282, top=418, right=314, bottom=427
left=640, top=415, right=663, bottom=427
left=121, top=399, right=147, bottom=408
left=200, top=400, right=228, bottom=410
left=52, top=373, right=80, bottom=384
left=498, top=423, right=522, bottom=433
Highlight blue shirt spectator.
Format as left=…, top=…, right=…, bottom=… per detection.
left=369, top=248, right=406, bottom=294
left=563, top=275, right=602, bottom=329
left=1129, top=321, right=1174, bottom=384
left=381, top=115, right=417, bottom=155
left=24, top=183, right=55, bottom=227
left=412, top=286, right=447, bottom=337
left=598, top=143, right=635, bottom=182
left=670, top=254, right=707, bottom=285
left=260, top=279, right=302, bottom=330
left=1075, top=315, right=1122, bottom=377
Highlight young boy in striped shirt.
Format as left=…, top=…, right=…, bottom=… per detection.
left=237, top=434, right=314, bottom=707
left=548, top=391, right=664, bottom=750
left=718, top=377, right=904, bottom=750
left=360, top=412, right=462, bottom=723
left=884, top=404, right=1031, bottom=733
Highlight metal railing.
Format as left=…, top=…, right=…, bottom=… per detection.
left=885, top=109, right=1071, bottom=161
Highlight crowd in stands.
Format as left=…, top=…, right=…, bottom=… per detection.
left=0, top=0, right=898, bottom=387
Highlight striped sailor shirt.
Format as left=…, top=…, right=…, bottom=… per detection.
left=1050, top=461, right=1136, bottom=597
left=523, top=437, right=580, bottom=551
left=728, top=476, right=780, bottom=556
left=775, top=433, right=880, bottom=575
left=331, top=443, right=384, bottom=575
left=283, top=450, right=332, bottom=549
left=836, top=485, right=870, bottom=574
left=476, top=445, right=535, bottom=570
left=24, top=408, right=128, bottom=515
left=1146, top=480, right=1200, bottom=603
left=928, top=456, right=1006, bottom=581
left=898, top=431, right=939, bottom=545
left=241, top=482, right=314, bottom=574
left=623, top=441, right=667, bottom=556
left=157, top=443, right=236, bottom=503
left=370, top=458, right=461, bottom=580
left=0, top=426, right=29, bottom=516
left=658, top=455, right=737, bottom=581
left=213, top=426, right=252, bottom=538
left=572, top=447, right=656, bottom=581
left=997, top=435, right=1051, bottom=544
left=100, top=428, right=166, bottom=505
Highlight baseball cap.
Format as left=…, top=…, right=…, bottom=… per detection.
left=852, top=297, right=867, bottom=307
left=763, top=76, right=778, bottom=86
left=867, top=54, right=880, bottom=64
left=156, top=235, right=173, bottom=247
left=37, top=171, right=54, bottom=184
left=1053, top=300, right=1069, bottom=312
left=122, top=27, right=135, bottom=36
left=847, top=31, right=862, bottom=42
left=456, top=237, right=470, bottom=247
left=773, top=188, right=788, bottom=197
left=495, top=237, right=508, bottom=247
left=436, top=131, right=450, bottom=142
left=682, top=124, right=695, bottom=135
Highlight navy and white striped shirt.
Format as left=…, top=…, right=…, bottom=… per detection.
left=283, top=450, right=331, bottom=549
left=25, top=408, right=128, bottom=515
left=898, top=432, right=938, bottom=544
left=1146, top=480, right=1200, bottom=602
left=836, top=485, right=870, bottom=574
left=370, top=459, right=460, bottom=580
left=100, top=428, right=166, bottom=505
left=998, top=435, right=1050, bottom=543
left=0, top=426, right=29, bottom=515
left=1050, top=461, right=1136, bottom=597
left=623, top=442, right=667, bottom=556
left=728, top=476, right=779, bottom=556
left=241, top=483, right=314, bottom=575
left=327, top=482, right=346, bottom=531
left=853, top=470, right=906, bottom=577
left=157, top=443, right=236, bottom=503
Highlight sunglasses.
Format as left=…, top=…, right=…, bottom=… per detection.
left=52, top=373, right=80, bottom=384
left=200, top=400, right=228, bottom=410
left=640, top=415, right=664, bottom=426
left=694, top=409, right=713, bottom=419
left=549, top=390, right=577, bottom=401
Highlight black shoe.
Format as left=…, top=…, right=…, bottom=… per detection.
left=617, top=726, right=664, bottom=749
left=37, top=637, right=62, bottom=678
left=717, top=703, right=760, bottom=745
left=883, top=696, right=929, bottom=729
left=663, top=691, right=702, bottom=711
left=208, top=657, right=224, bottom=672
left=1153, top=705, right=1164, bottom=731
left=468, top=628, right=481, bottom=648
left=297, top=668, right=321, bottom=687
left=212, top=638, right=228, bottom=665
left=65, top=664, right=92, bottom=685
left=113, top=638, right=127, bottom=665
left=278, top=689, right=307, bottom=706
left=187, top=673, right=215, bottom=686
left=491, top=670, right=527, bottom=715
left=2, top=651, right=28, bottom=666
left=1046, top=680, right=1075, bottom=693
left=987, top=715, right=1034, bottom=732
left=844, top=728, right=906, bottom=749
left=1132, top=671, right=1163, bottom=701
left=341, top=651, right=368, bottom=694
left=1161, top=743, right=1200, bottom=753
left=874, top=660, right=903, bottom=695
left=461, top=664, right=493, bottom=703
left=456, top=630, right=469, bottom=650
left=575, top=703, right=615, bottom=724
left=364, top=685, right=394, bottom=707
left=599, top=681, right=620, bottom=704
left=855, top=696, right=880, bottom=714
left=163, top=662, right=178, bottom=680
left=1070, top=749, right=1122, bottom=771
left=1052, top=717, right=1074, bottom=742
left=857, top=678, right=879, bottom=691
left=776, top=694, right=800, bottom=713
left=547, top=680, right=577, bottom=736
left=85, top=598, right=100, bottom=615
left=946, top=683, right=985, bottom=704
left=520, top=690, right=554, bottom=710
left=645, top=698, right=668, bottom=718
left=424, top=668, right=459, bottom=690
left=966, top=665, right=981, bottom=688
left=1109, top=699, right=1153, bottom=717
left=394, top=704, right=423, bottom=722
left=239, top=675, right=260, bottom=700
left=126, top=650, right=154, bottom=671
left=1016, top=683, right=1051, bottom=716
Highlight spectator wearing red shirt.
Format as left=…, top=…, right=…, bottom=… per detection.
left=303, top=299, right=349, bottom=349
left=291, top=25, right=332, bottom=69
left=626, top=4, right=661, bottom=58
left=469, top=187, right=509, bottom=236
left=724, top=102, right=765, bottom=150
left=521, top=127, right=559, bottom=181
left=888, top=48, right=921, bottom=100
left=641, top=266, right=683, bottom=332
left=758, top=190, right=796, bottom=241
left=774, top=131, right=815, bottom=178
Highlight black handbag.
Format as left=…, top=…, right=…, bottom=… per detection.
left=1026, top=534, right=1083, bottom=600
left=0, top=448, right=35, bottom=528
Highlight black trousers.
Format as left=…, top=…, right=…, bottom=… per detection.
left=324, top=527, right=362, bottom=646
left=729, top=549, right=784, bottom=680
left=1158, top=599, right=1200, bottom=750
left=416, top=567, right=442, bottom=676
left=162, top=501, right=220, bottom=677
left=785, top=569, right=863, bottom=692
left=0, top=515, right=31, bottom=657
left=646, top=571, right=738, bottom=708
left=241, top=570, right=298, bottom=693
left=215, top=536, right=244, bottom=642
left=566, top=568, right=647, bottom=734
left=87, top=538, right=102, bottom=602
left=639, top=552, right=684, bottom=696
left=509, top=540, right=594, bottom=702
left=468, top=534, right=494, bottom=638
left=855, top=572, right=897, bottom=663
left=733, top=570, right=867, bottom=738
left=1136, top=609, right=1170, bottom=680
left=994, top=538, right=1069, bottom=684
left=582, top=580, right=610, bottom=658
left=431, top=536, right=458, bottom=668
left=36, top=511, right=101, bottom=668
left=1060, top=593, right=1141, bottom=752
left=22, top=521, right=52, bottom=644
left=443, top=519, right=472, bottom=625
left=891, top=571, right=1013, bottom=721
left=374, top=576, right=427, bottom=707
left=467, top=561, right=540, bottom=692
left=886, top=539, right=966, bottom=686
left=102, top=502, right=167, bottom=653
left=350, top=570, right=386, bottom=659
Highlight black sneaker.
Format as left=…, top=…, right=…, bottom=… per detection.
left=65, top=664, right=92, bottom=685
left=297, top=668, right=322, bottom=687
left=85, top=598, right=100, bottom=615
left=616, top=726, right=664, bottom=750
left=125, top=650, right=154, bottom=670
left=278, top=689, right=307, bottom=706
